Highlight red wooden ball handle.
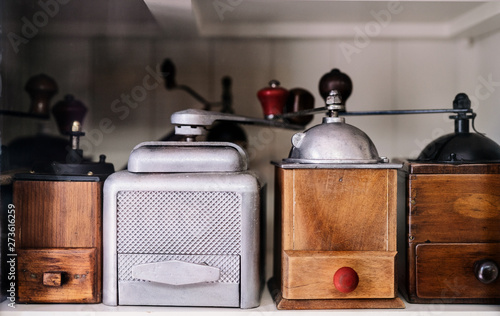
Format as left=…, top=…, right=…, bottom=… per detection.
left=333, top=267, right=359, bottom=293
left=257, top=80, right=288, bottom=119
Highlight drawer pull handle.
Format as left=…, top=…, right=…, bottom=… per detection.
left=474, top=259, right=499, bottom=284
left=132, top=260, right=220, bottom=285
left=43, top=272, right=63, bottom=287
left=333, top=267, right=359, bottom=293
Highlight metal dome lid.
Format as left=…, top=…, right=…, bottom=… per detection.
left=285, top=116, right=385, bottom=164
left=417, top=133, right=500, bottom=163
left=416, top=93, right=500, bottom=164
left=284, top=69, right=387, bottom=164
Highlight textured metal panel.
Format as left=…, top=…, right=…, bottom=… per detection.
left=118, top=254, right=240, bottom=284
left=116, top=191, right=242, bottom=254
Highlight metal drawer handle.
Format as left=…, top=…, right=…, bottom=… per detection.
left=474, top=259, right=499, bottom=284
left=131, top=260, right=220, bottom=285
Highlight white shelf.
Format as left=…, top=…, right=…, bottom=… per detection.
left=145, top=0, right=500, bottom=39
left=1, top=288, right=499, bottom=316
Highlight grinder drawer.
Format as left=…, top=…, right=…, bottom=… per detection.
left=17, top=248, right=99, bottom=303
left=416, top=243, right=500, bottom=299
left=282, top=250, right=397, bottom=300
left=117, top=254, right=241, bottom=307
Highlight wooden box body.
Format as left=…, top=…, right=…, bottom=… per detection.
left=405, top=163, right=500, bottom=304
left=270, top=166, right=405, bottom=309
left=13, top=178, right=103, bottom=303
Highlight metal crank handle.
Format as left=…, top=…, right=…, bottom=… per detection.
left=171, top=109, right=305, bottom=136
left=273, top=106, right=473, bottom=119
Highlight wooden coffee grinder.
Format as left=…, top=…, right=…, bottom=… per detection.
left=13, top=95, right=114, bottom=303
left=268, top=69, right=405, bottom=309
left=403, top=93, right=500, bottom=303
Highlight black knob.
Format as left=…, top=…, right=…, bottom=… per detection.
left=161, top=59, right=177, bottom=89
left=474, top=259, right=499, bottom=284
left=318, top=68, right=352, bottom=107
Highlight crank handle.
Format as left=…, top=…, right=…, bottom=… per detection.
left=171, top=109, right=305, bottom=136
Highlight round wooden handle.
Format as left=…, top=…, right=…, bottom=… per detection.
left=318, top=69, right=352, bottom=106
left=51, top=95, right=88, bottom=135
left=284, top=88, right=314, bottom=126
left=333, top=267, right=359, bottom=293
left=25, top=74, right=58, bottom=117
left=257, top=80, right=288, bottom=119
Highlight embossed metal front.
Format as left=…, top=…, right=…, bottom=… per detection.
left=116, top=191, right=242, bottom=255
left=115, top=190, right=242, bottom=307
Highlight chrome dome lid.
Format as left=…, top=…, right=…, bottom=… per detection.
left=285, top=116, right=386, bottom=164
left=284, top=68, right=387, bottom=164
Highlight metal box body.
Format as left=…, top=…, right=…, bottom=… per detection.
left=103, top=142, right=263, bottom=308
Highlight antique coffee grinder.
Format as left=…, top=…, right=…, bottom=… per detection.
left=403, top=93, right=500, bottom=303
left=267, top=69, right=406, bottom=309
left=101, top=79, right=316, bottom=308
left=13, top=95, right=114, bottom=303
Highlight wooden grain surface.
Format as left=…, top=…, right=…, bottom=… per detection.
left=282, top=250, right=396, bottom=300
left=14, top=180, right=103, bottom=248
left=415, top=243, right=500, bottom=299
left=17, top=248, right=99, bottom=303
left=281, top=168, right=398, bottom=252
left=408, top=174, right=500, bottom=243
left=14, top=180, right=103, bottom=303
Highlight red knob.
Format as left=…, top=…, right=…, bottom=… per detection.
left=257, top=80, right=288, bottom=119
left=333, top=267, right=359, bottom=293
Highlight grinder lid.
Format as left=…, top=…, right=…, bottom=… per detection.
left=128, top=141, right=248, bottom=173
left=417, top=93, right=500, bottom=163
left=285, top=116, right=385, bottom=164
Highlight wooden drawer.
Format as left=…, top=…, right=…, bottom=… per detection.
left=282, top=250, right=397, bottom=300
left=416, top=243, right=500, bottom=299
left=17, top=248, right=100, bottom=303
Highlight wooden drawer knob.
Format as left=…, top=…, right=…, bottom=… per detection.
left=474, top=260, right=499, bottom=284
left=333, top=267, right=359, bottom=293
left=43, top=272, right=63, bottom=287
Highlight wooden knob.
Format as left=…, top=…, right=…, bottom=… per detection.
left=25, top=74, right=58, bottom=117
left=257, top=80, right=288, bottom=119
left=43, top=272, right=62, bottom=287
left=318, top=69, right=352, bottom=107
left=333, top=267, right=359, bottom=293
left=52, top=95, right=88, bottom=135
left=284, top=88, right=314, bottom=126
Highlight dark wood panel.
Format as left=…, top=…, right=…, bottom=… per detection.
left=409, top=163, right=500, bottom=174
left=408, top=174, right=500, bottom=243
left=415, top=243, right=500, bottom=299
